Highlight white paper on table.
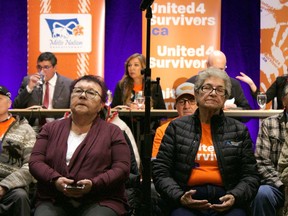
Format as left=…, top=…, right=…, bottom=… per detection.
left=224, top=97, right=235, bottom=106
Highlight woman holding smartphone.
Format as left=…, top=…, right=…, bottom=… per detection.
left=29, top=75, right=131, bottom=216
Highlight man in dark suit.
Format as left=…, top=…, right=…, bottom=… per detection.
left=13, top=52, right=72, bottom=127
left=187, top=50, right=251, bottom=110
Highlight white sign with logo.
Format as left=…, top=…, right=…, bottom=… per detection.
left=40, top=14, right=91, bottom=53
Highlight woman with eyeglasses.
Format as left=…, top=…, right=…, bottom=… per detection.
left=29, top=75, right=131, bottom=216
left=152, top=68, right=260, bottom=216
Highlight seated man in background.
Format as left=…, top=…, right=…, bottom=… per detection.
left=152, top=82, right=197, bottom=159
left=187, top=50, right=251, bottom=110
left=13, top=52, right=72, bottom=109
left=252, top=85, right=288, bottom=216
left=0, top=85, right=36, bottom=216
left=13, top=52, right=72, bottom=128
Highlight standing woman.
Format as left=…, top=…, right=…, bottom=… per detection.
left=111, top=53, right=166, bottom=110
left=29, top=75, right=131, bottom=216
left=153, top=68, right=260, bottom=216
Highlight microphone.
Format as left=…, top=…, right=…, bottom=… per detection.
left=140, top=0, right=154, bottom=11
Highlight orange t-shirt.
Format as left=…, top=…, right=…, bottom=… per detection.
left=187, top=122, right=223, bottom=186
left=133, top=84, right=142, bottom=93
left=152, top=117, right=177, bottom=158
left=0, top=116, right=15, bottom=139
left=152, top=121, right=170, bottom=158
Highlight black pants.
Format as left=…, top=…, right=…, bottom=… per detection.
left=34, top=201, right=118, bottom=216
left=171, top=185, right=246, bottom=216
left=0, top=188, right=30, bottom=216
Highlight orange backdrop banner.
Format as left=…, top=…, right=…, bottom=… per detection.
left=260, top=1, right=288, bottom=108
left=27, top=0, right=105, bottom=79
left=142, top=0, right=221, bottom=109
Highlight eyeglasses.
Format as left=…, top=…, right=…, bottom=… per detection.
left=72, top=87, right=101, bottom=99
left=200, top=84, right=227, bottom=96
left=177, top=98, right=196, bottom=106
left=36, top=65, right=53, bottom=71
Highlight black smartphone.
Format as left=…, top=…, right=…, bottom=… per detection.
left=65, top=184, right=85, bottom=190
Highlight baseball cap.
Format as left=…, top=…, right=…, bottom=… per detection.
left=0, top=85, right=11, bottom=99
left=175, top=82, right=195, bottom=99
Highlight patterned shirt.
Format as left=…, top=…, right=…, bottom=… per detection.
left=255, top=111, right=287, bottom=188
left=0, top=115, right=36, bottom=190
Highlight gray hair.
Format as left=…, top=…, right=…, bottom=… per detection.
left=194, top=68, right=232, bottom=99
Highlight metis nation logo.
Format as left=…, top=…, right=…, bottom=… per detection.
left=40, top=14, right=92, bottom=53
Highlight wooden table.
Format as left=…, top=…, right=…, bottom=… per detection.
left=9, top=108, right=282, bottom=119
left=115, top=109, right=282, bottom=118
left=9, top=108, right=282, bottom=146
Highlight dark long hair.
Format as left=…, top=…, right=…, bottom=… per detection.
left=119, top=53, right=146, bottom=105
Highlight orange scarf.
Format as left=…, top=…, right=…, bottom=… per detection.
left=0, top=116, right=15, bottom=138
